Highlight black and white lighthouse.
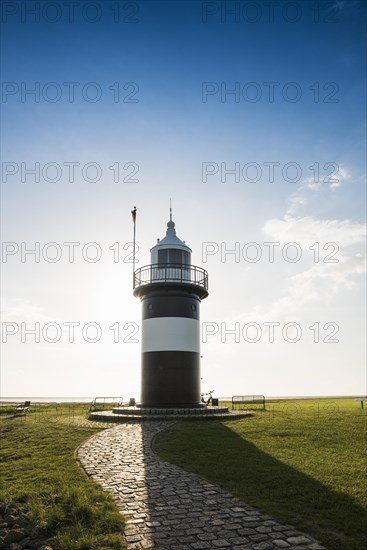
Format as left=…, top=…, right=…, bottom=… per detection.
left=133, top=210, right=208, bottom=408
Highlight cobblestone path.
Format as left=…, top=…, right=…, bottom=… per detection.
left=77, top=422, right=325, bottom=550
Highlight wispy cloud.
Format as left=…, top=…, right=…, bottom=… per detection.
left=306, top=166, right=351, bottom=192
left=330, top=0, right=360, bottom=11
left=1, top=299, right=48, bottom=324
left=263, top=215, right=366, bottom=249
left=217, top=254, right=366, bottom=327
left=0, top=299, right=66, bottom=340
left=257, top=162, right=366, bottom=322
left=286, top=164, right=352, bottom=215
left=262, top=254, right=366, bottom=320
left=331, top=0, right=347, bottom=10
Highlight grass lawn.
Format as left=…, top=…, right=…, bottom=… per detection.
left=0, top=403, right=127, bottom=550
left=154, top=398, right=367, bottom=550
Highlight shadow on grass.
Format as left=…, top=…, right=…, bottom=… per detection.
left=153, top=420, right=367, bottom=550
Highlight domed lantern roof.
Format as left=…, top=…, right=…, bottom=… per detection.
left=150, top=210, right=192, bottom=265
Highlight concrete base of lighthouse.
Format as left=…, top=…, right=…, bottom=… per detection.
left=89, top=405, right=252, bottom=422
left=112, top=405, right=229, bottom=416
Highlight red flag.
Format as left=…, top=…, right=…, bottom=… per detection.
left=131, top=206, right=137, bottom=224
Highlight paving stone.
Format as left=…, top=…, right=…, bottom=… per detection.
left=187, top=528, right=203, bottom=535
left=285, top=530, right=300, bottom=537
left=287, top=535, right=312, bottom=545
left=243, top=519, right=263, bottom=526
left=229, top=536, right=250, bottom=545
left=197, top=533, right=217, bottom=541
left=253, top=543, right=274, bottom=550
left=256, top=526, right=273, bottom=534
left=178, top=536, right=197, bottom=543
left=238, top=528, right=257, bottom=536
left=269, top=532, right=286, bottom=540
left=250, top=534, right=270, bottom=542
left=126, top=534, right=143, bottom=543
left=77, top=421, right=324, bottom=550
left=226, top=523, right=243, bottom=530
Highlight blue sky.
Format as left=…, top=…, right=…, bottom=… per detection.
left=1, top=0, right=366, bottom=398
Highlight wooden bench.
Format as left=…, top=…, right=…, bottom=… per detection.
left=13, top=401, right=31, bottom=416
left=89, top=397, right=124, bottom=412
left=355, top=398, right=367, bottom=409
left=232, top=395, right=266, bottom=410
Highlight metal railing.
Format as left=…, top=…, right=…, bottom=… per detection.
left=133, top=263, right=208, bottom=291
left=89, top=397, right=124, bottom=412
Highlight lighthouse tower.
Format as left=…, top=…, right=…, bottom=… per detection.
left=133, top=210, right=208, bottom=408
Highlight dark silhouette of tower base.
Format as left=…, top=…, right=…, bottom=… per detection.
left=133, top=213, right=208, bottom=408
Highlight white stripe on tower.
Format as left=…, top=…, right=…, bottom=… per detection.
left=142, top=317, right=200, bottom=353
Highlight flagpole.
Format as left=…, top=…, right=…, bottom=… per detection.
left=131, top=206, right=137, bottom=287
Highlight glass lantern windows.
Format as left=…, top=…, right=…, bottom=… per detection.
left=158, top=249, right=190, bottom=265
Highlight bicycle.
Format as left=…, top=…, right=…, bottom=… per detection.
left=201, top=390, right=214, bottom=405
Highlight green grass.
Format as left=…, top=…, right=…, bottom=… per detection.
left=0, top=403, right=127, bottom=550
left=154, top=398, right=367, bottom=550
left=0, top=405, right=18, bottom=415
